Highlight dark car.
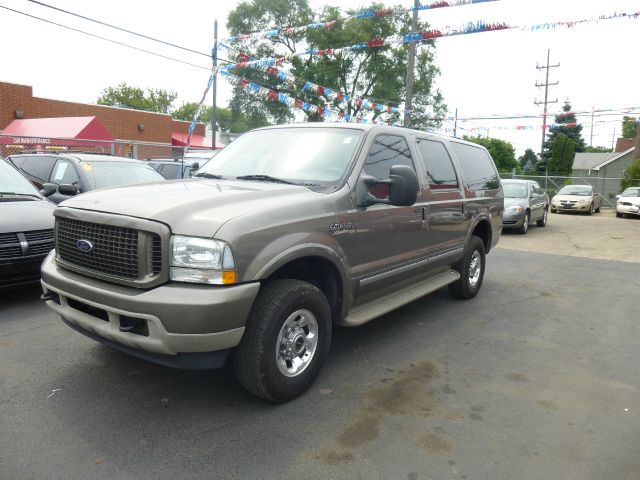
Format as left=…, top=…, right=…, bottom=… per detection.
left=4, top=153, right=166, bottom=204
left=0, top=160, right=55, bottom=288
left=501, top=179, right=549, bottom=234
left=145, top=158, right=202, bottom=180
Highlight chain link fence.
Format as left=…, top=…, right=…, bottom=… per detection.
left=0, top=134, right=214, bottom=162
left=500, top=173, right=628, bottom=208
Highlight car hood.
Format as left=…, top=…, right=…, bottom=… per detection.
left=57, top=179, right=319, bottom=237
left=618, top=196, right=640, bottom=204
left=0, top=199, right=55, bottom=233
left=553, top=194, right=591, bottom=202
left=504, top=197, right=528, bottom=208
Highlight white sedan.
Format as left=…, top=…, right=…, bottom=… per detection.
left=616, top=187, right=640, bottom=218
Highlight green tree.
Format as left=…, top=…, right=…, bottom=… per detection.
left=541, top=101, right=586, bottom=163
left=226, top=1, right=447, bottom=128
left=622, top=116, right=638, bottom=139
left=463, top=136, right=519, bottom=173
left=620, top=160, right=640, bottom=190
left=518, top=148, right=537, bottom=172
left=584, top=145, right=612, bottom=153
left=546, top=133, right=575, bottom=175
left=97, top=83, right=177, bottom=113
left=171, top=103, right=270, bottom=133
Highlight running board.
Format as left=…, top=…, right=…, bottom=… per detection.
left=341, top=269, right=460, bottom=327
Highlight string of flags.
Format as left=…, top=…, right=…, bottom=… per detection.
left=220, top=10, right=638, bottom=80
left=219, top=70, right=402, bottom=126
left=222, top=0, right=499, bottom=43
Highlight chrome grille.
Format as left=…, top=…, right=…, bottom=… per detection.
left=56, top=218, right=139, bottom=279
left=151, top=235, right=162, bottom=275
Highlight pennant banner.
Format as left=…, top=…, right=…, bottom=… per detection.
left=221, top=11, right=638, bottom=75
left=223, top=0, right=499, bottom=43
left=219, top=70, right=400, bottom=126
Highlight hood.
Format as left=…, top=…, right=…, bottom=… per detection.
left=0, top=199, right=55, bottom=233
left=553, top=194, right=591, bottom=202
left=58, top=179, right=318, bottom=237
left=504, top=197, right=528, bottom=208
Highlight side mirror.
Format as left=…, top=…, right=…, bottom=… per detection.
left=58, top=184, right=78, bottom=196
left=357, top=165, right=419, bottom=207
left=40, top=183, right=57, bottom=197
left=190, top=162, right=200, bottom=171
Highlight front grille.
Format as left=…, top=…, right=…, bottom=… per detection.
left=29, top=243, right=54, bottom=256
left=25, top=229, right=54, bottom=242
left=0, top=246, right=22, bottom=259
left=151, top=235, right=162, bottom=275
left=0, top=233, right=17, bottom=245
left=57, top=218, right=139, bottom=279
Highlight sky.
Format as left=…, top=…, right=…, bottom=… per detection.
left=1, top=0, right=638, bottom=156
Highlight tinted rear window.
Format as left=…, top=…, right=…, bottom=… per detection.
left=450, top=143, right=500, bottom=191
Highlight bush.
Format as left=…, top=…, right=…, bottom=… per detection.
left=621, top=160, right=640, bottom=191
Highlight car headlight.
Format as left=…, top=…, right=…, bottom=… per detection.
left=505, top=206, right=524, bottom=214
left=170, top=235, right=236, bottom=285
left=577, top=199, right=588, bottom=205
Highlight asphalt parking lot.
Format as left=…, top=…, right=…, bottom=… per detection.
left=1, top=210, right=639, bottom=480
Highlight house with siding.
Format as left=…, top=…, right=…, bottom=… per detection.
left=572, top=147, right=636, bottom=201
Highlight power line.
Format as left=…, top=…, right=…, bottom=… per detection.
left=0, top=4, right=213, bottom=71
left=26, top=0, right=212, bottom=58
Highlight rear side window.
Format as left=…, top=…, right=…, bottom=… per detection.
left=450, top=143, right=500, bottom=191
left=364, top=134, right=414, bottom=179
left=159, top=164, right=182, bottom=179
left=20, top=156, right=57, bottom=185
left=416, top=139, right=458, bottom=189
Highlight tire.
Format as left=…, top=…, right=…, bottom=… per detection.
left=616, top=212, right=623, bottom=218
left=587, top=203, right=594, bottom=215
left=550, top=208, right=557, bottom=213
left=516, top=212, right=530, bottom=234
left=449, top=236, right=486, bottom=300
left=233, top=279, right=332, bottom=402
left=595, top=204, right=601, bottom=213
left=536, top=208, right=548, bottom=227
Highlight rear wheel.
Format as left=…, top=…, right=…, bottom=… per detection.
left=517, top=212, right=530, bottom=234
left=595, top=204, right=601, bottom=213
left=233, top=279, right=332, bottom=402
left=536, top=208, right=548, bottom=227
left=449, top=236, right=485, bottom=300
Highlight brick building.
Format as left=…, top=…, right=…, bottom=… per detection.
left=0, top=81, right=207, bottom=146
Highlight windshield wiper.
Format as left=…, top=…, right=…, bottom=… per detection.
left=193, top=172, right=224, bottom=179
left=0, top=192, right=40, bottom=198
left=236, top=175, right=296, bottom=185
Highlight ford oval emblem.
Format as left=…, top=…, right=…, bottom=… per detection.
left=77, top=239, right=93, bottom=252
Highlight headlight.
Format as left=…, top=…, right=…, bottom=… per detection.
left=170, top=235, right=236, bottom=285
left=505, top=206, right=524, bottom=214
left=577, top=199, right=588, bottom=205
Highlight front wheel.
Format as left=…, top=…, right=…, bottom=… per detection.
left=233, top=279, right=332, bottom=402
left=616, top=212, right=623, bottom=218
left=517, top=212, right=530, bottom=234
left=449, top=236, right=486, bottom=300
left=587, top=203, right=594, bottom=215
left=536, top=208, right=548, bottom=227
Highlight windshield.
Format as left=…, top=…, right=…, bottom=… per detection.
left=0, top=160, right=42, bottom=197
left=81, top=161, right=165, bottom=189
left=557, top=186, right=591, bottom=196
left=502, top=182, right=528, bottom=198
left=621, top=188, right=640, bottom=197
left=197, top=128, right=364, bottom=186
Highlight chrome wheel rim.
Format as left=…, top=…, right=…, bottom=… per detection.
left=276, top=309, right=318, bottom=377
left=468, top=250, right=482, bottom=288
left=523, top=215, right=529, bottom=232
left=543, top=209, right=547, bottom=224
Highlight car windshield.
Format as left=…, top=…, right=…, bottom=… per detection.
left=621, top=188, right=640, bottom=197
left=557, top=186, right=591, bottom=196
left=0, top=160, right=42, bottom=197
left=81, top=161, right=165, bottom=190
left=197, top=127, right=364, bottom=186
left=502, top=182, right=528, bottom=198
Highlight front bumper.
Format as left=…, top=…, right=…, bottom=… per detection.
left=41, top=251, right=260, bottom=368
left=551, top=202, right=590, bottom=212
left=616, top=204, right=640, bottom=216
left=502, top=212, right=526, bottom=229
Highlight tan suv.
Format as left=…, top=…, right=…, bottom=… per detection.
left=41, top=124, right=503, bottom=401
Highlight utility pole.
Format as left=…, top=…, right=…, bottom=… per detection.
left=403, top=0, right=419, bottom=128
left=211, top=19, right=218, bottom=150
left=589, top=106, right=595, bottom=147
left=453, top=108, right=458, bottom=138
left=534, top=49, right=559, bottom=156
